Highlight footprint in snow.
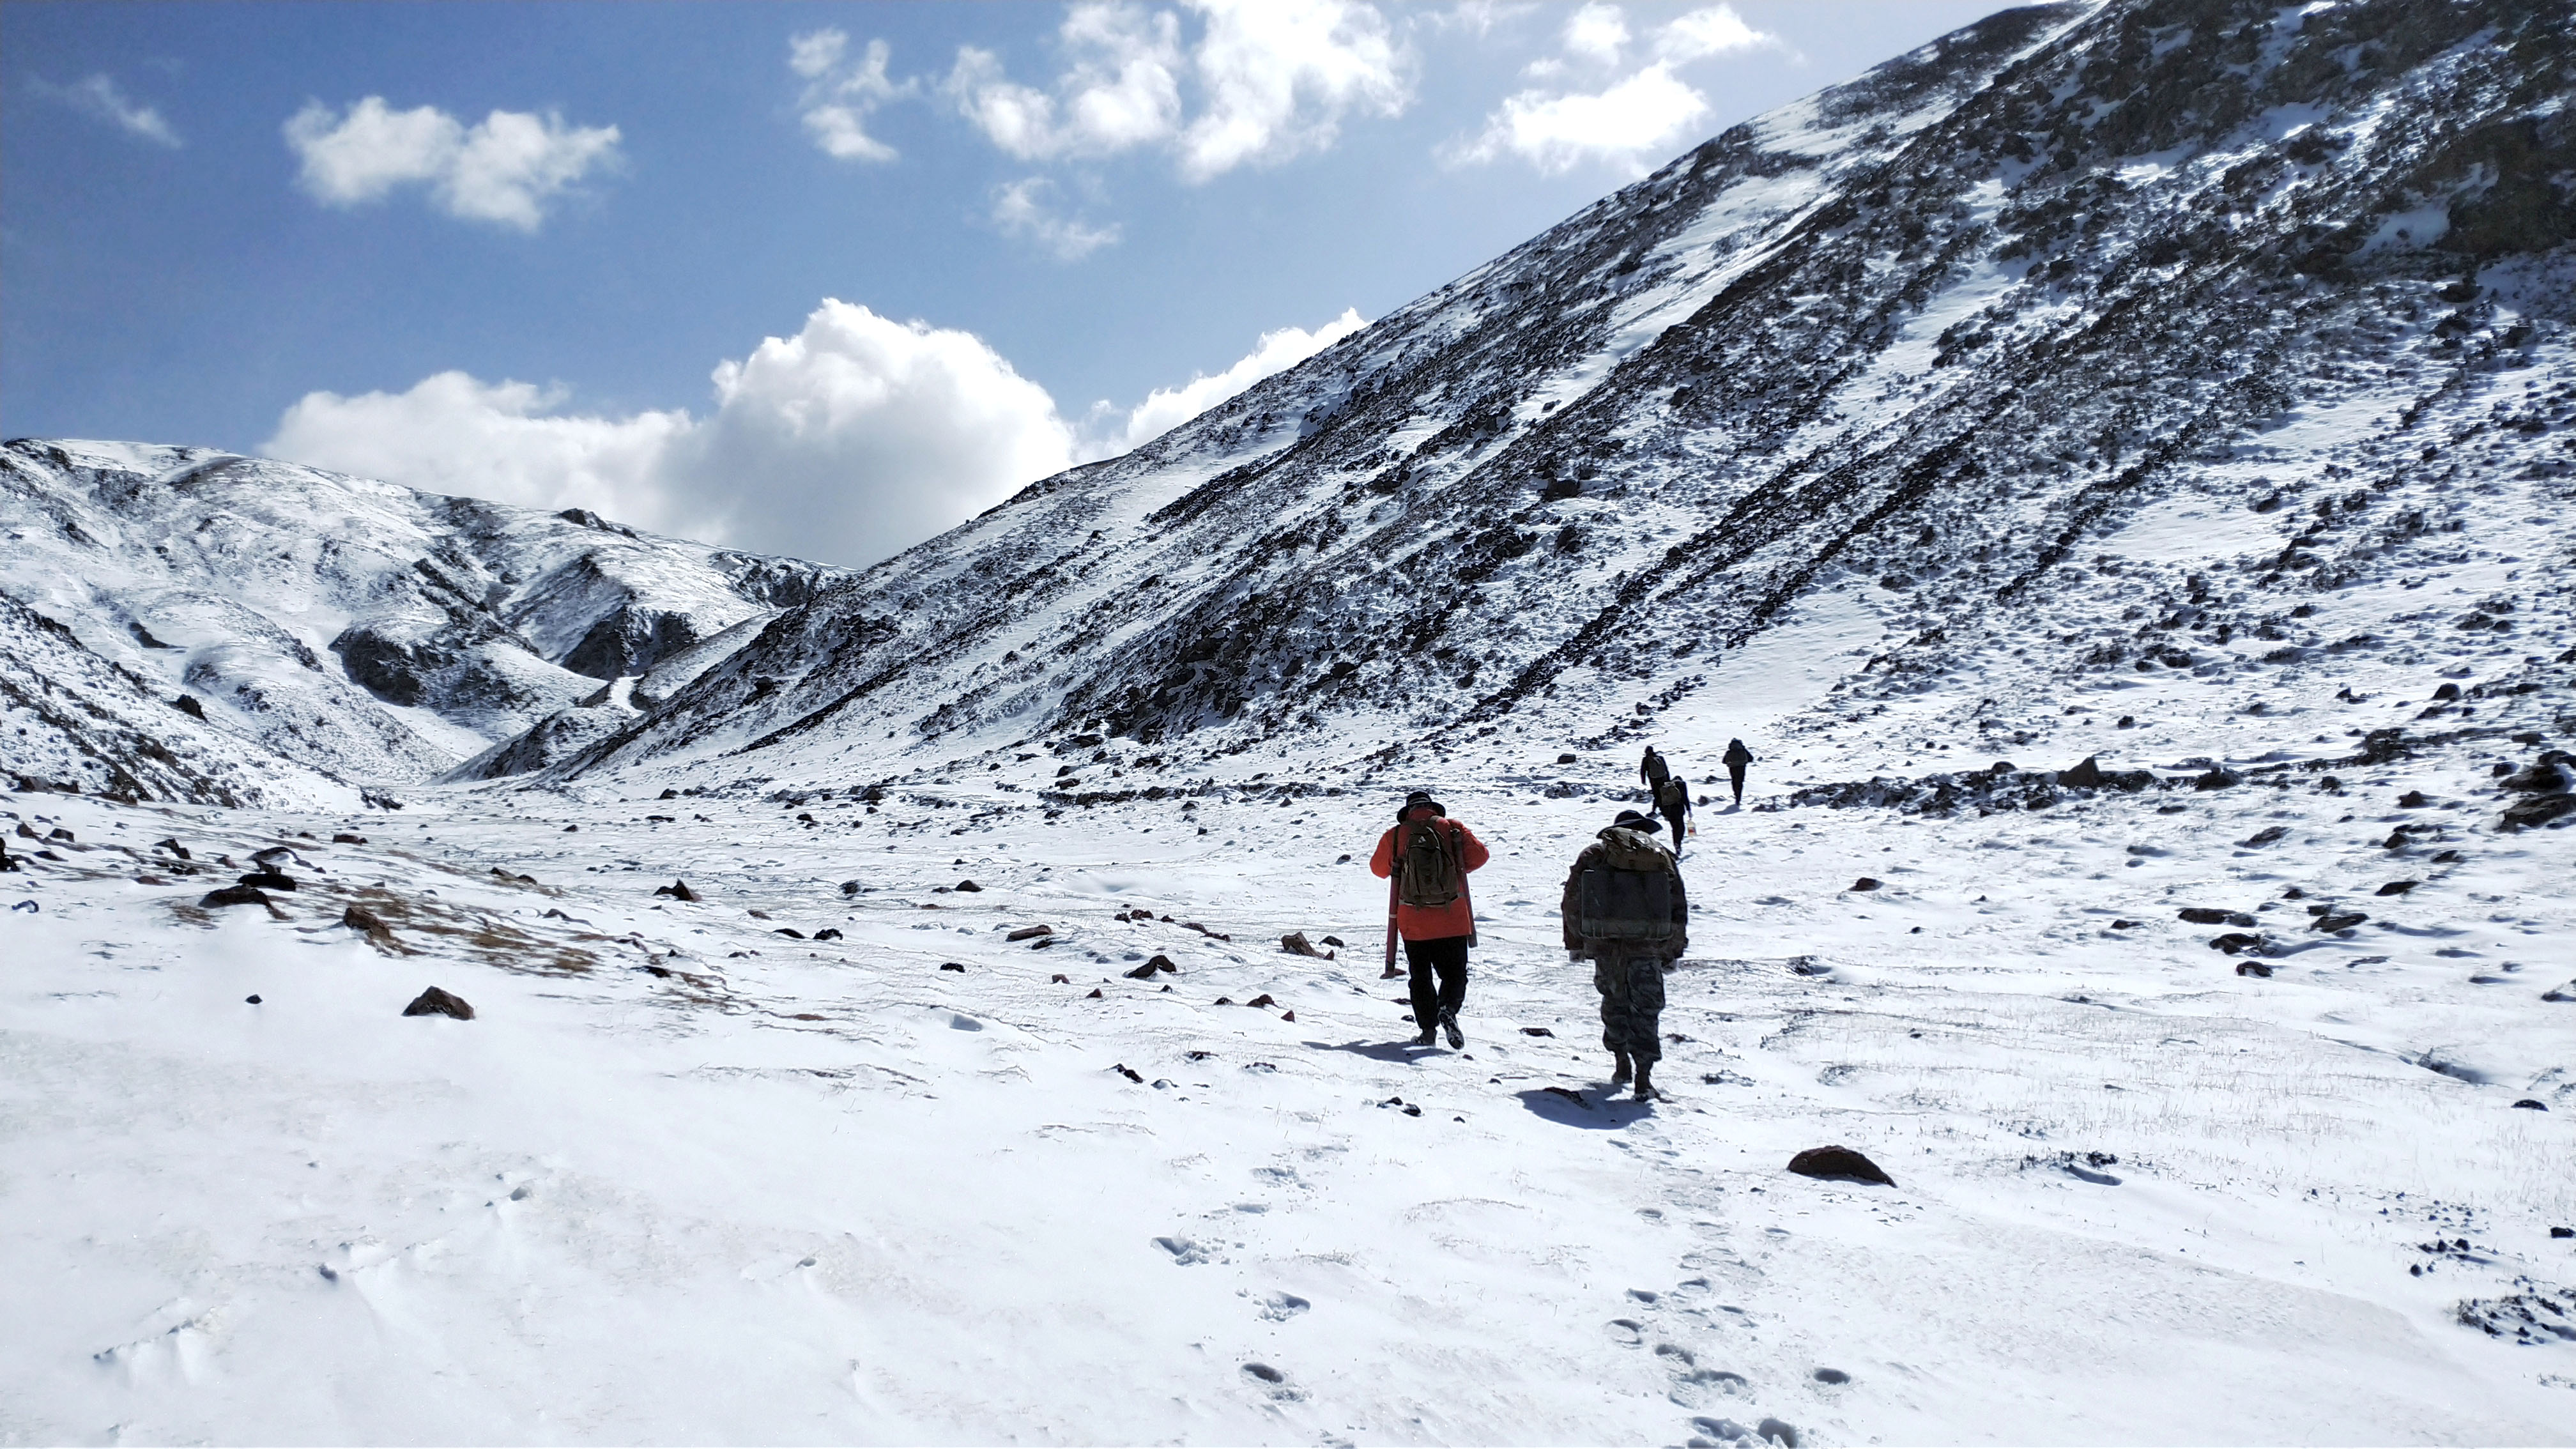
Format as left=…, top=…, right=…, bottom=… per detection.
left=1258, top=1291, right=1310, bottom=1321
left=1153, top=1236, right=1213, bottom=1265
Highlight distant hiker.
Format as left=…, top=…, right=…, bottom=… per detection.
left=1370, top=790, right=1490, bottom=1049
left=1722, top=738, right=1755, bottom=806
left=1640, top=744, right=1671, bottom=796
left=1562, top=808, right=1689, bottom=1100
left=1653, top=774, right=1692, bottom=855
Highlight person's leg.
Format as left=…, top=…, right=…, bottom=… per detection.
left=1664, top=806, right=1685, bottom=854
left=1432, top=937, right=1469, bottom=1023
left=1729, top=766, right=1746, bottom=805
left=1626, top=953, right=1668, bottom=1097
left=1595, top=949, right=1625, bottom=1064
left=1404, top=938, right=1440, bottom=1041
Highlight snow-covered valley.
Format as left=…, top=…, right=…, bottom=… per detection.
left=6, top=0, right=2576, bottom=1441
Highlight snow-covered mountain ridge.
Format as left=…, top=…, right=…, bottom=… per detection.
left=0, top=440, right=850, bottom=805
left=535, top=0, right=2574, bottom=808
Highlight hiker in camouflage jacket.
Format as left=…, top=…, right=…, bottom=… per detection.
left=1562, top=809, right=1689, bottom=1099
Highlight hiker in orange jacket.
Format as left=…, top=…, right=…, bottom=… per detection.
left=1369, top=789, right=1491, bottom=1048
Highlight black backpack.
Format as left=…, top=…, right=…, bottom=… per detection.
left=1642, top=747, right=1670, bottom=790
left=1396, top=819, right=1464, bottom=908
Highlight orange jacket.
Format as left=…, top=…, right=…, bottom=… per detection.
left=1370, top=817, right=1490, bottom=941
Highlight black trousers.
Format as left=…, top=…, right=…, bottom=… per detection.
left=1659, top=803, right=1687, bottom=850
left=1728, top=764, right=1747, bottom=804
left=1404, top=935, right=1469, bottom=1029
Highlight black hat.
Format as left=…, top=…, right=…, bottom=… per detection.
left=1399, top=790, right=1445, bottom=820
left=1611, top=808, right=1657, bottom=831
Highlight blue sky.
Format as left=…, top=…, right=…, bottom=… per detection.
left=3, top=1, right=2005, bottom=565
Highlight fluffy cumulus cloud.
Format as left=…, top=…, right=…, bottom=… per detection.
left=284, top=98, right=622, bottom=229
left=33, top=73, right=182, bottom=147
left=803, top=0, right=1409, bottom=194
left=1081, top=307, right=1367, bottom=457
left=265, top=302, right=1364, bottom=567
left=790, top=29, right=917, bottom=162
left=1453, top=3, right=1777, bottom=175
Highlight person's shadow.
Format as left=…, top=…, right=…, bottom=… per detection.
left=1305, top=1038, right=1441, bottom=1063
left=1515, top=1084, right=1653, bottom=1128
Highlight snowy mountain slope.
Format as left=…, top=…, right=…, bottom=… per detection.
left=555, top=0, right=2572, bottom=806
left=0, top=440, right=850, bottom=802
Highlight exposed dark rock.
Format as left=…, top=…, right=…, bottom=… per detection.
left=2513, top=1099, right=2547, bottom=1110
left=172, top=694, right=204, bottom=719
left=342, top=904, right=391, bottom=935
left=332, top=832, right=366, bottom=844
left=813, top=927, right=842, bottom=941
left=238, top=870, right=296, bottom=891
left=2209, top=932, right=2265, bottom=954
left=1848, top=877, right=1881, bottom=892
left=402, top=986, right=475, bottom=1020
left=2058, top=756, right=2105, bottom=788
left=2179, top=907, right=2255, bottom=926
left=2235, top=961, right=2273, bottom=977
left=2398, top=789, right=2430, bottom=808
left=1007, top=924, right=1054, bottom=941
left=1522, top=1025, right=1556, bottom=1037
left=2239, top=825, right=2288, bottom=847
left=199, top=884, right=270, bottom=908
left=1786, top=1145, right=1894, bottom=1186
left=954, top=879, right=983, bottom=893
left=2194, top=768, right=2242, bottom=791
left=2376, top=880, right=2419, bottom=896
left=940, top=962, right=966, bottom=972
left=652, top=879, right=700, bottom=901
left=1282, top=931, right=1334, bottom=958
left=774, top=928, right=806, bottom=939
left=2312, top=910, right=2368, bottom=933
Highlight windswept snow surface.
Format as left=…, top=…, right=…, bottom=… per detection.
left=4, top=657, right=2573, bottom=1444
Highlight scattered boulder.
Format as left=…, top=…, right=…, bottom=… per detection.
left=2235, top=962, right=2273, bottom=977
left=342, top=904, right=392, bottom=935
left=154, top=838, right=192, bottom=860
left=238, top=870, right=297, bottom=891
left=401, top=987, right=475, bottom=1020
left=954, top=880, right=983, bottom=893
left=2376, top=880, right=2419, bottom=896
left=2543, top=981, right=2576, bottom=1002
left=173, top=693, right=206, bottom=719
left=1848, top=877, right=1881, bottom=892
left=1245, top=993, right=1277, bottom=1009
left=2239, top=825, right=2288, bottom=847
left=2513, top=1099, right=2547, bottom=1110
left=2058, top=756, right=2106, bottom=788
left=332, top=832, right=366, bottom=845
left=1110, top=1063, right=1143, bottom=1082
left=1786, top=1145, right=1894, bottom=1186
left=940, top=962, right=966, bottom=973
left=2209, top=932, right=2264, bottom=955
left=813, top=927, right=843, bottom=941
left=2179, top=907, right=2255, bottom=926
left=199, top=884, right=271, bottom=908
left=2501, top=793, right=2576, bottom=830
left=1006, top=924, right=1054, bottom=942
left=1521, top=1026, right=1555, bottom=1037
left=2398, top=790, right=2430, bottom=808
left=2193, top=767, right=2241, bottom=790
left=1281, top=931, right=1335, bottom=960
left=774, top=928, right=806, bottom=939
left=1321, top=934, right=1345, bottom=947
left=652, top=880, right=700, bottom=901
left=1813, top=1368, right=1850, bottom=1385
left=2312, top=910, right=2368, bottom=933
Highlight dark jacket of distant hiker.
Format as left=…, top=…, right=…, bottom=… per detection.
left=1653, top=775, right=1691, bottom=848
left=1562, top=818, right=1688, bottom=1066
left=1370, top=816, right=1490, bottom=942
left=1722, top=738, right=1754, bottom=804
left=1640, top=745, right=1671, bottom=792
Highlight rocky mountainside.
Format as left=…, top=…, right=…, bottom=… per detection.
left=0, top=441, right=848, bottom=805
left=553, top=0, right=2572, bottom=802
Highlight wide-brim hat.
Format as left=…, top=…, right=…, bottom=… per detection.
left=1399, top=790, right=1446, bottom=820
left=1611, top=809, right=1657, bottom=831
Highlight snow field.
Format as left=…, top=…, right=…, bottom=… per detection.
left=5, top=697, right=2571, bottom=1445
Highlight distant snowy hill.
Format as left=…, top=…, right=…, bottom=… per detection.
left=546, top=0, right=2572, bottom=804
left=0, top=440, right=848, bottom=804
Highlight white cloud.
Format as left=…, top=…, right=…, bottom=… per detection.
left=945, top=2, right=1185, bottom=162
left=1178, top=0, right=1411, bottom=181
left=1080, top=307, right=1368, bottom=456
left=1453, top=2, right=1774, bottom=174
left=933, top=0, right=1408, bottom=182
left=284, top=97, right=621, bottom=229
left=991, top=178, right=1123, bottom=259
left=263, top=300, right=1369, bottom=567
left=34, top=73, right=182, bottom=147
left=265, top=302, right=1075, bottom=569
left=1560, top=4, right=1629, bottom=66
left=792, top=29, right=916, bottom=162
left=1657, top=4, right=1769, bottom=63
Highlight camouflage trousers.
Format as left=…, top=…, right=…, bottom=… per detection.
left=1592, top=946, right=1668, bottom=1063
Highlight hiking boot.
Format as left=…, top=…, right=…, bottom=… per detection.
left=1632, top=1063, right=1655, bottom=1101
left=1440, top=1010, right=1464, bottom=1049
left=1413, top=1025, right=1438, bottom=1047
left=1610, top=1052, right=1632, bottom=1085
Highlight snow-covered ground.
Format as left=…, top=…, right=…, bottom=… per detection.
left=7, top=644, right=2571, bottom=1444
